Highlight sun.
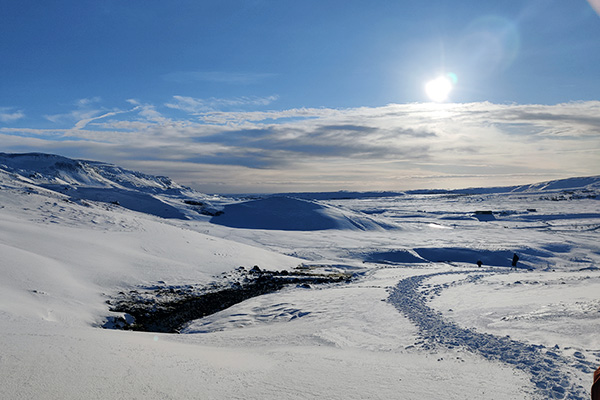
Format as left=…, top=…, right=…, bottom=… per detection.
left=425, top=76, right=453, bottom=102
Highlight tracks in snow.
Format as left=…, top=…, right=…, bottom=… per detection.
left=388, top=270, right=593, bottom=399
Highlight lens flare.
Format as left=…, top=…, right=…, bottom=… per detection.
left=446, top=72, right=458, bottom=85
left=459, top=16, right=520, bottom=76
left=588, top=0, right=600, bottom=17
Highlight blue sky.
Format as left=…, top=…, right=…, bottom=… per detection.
left=1, top=1, right=600, bottom=193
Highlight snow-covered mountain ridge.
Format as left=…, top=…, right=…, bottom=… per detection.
left=1, top=152, right=598, bottom=223
left=0, top=152, right=182, bottom=191
left=0, top=152, right=224, bottom=219
left=3, top=152, right=599, bottom=198
left=272, top=176, right=600, bottom=200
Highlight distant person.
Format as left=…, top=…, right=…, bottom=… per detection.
left=477, top=260, right=482, bottom=268
left=512, top=253, right=519, bottom=268
left=593, top=365, right=600, bottom=400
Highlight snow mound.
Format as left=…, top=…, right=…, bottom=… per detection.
left=210, top=196, right=390, bottom=231
left=364, top=250, right=425, bottom=264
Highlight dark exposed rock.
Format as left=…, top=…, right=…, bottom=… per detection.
left=105, top=268, right=352, bottom=333
left=250, top=265, right=262, bottom=274
left=183, top=200, right=204, bottom=206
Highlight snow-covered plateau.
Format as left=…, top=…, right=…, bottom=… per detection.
left=1, top=152, right=599, bottom=399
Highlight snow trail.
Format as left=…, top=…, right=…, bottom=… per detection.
left=389, top=270, right=592, bottom=399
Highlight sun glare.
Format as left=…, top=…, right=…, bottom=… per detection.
left=425, top=76, right=453, bottom=102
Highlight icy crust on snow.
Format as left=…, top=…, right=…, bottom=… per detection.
left=389, top=270, right=594, bottom=399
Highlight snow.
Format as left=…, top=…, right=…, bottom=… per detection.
left=210, top=196, right=392, bottom=231
left=389, top=270, right=595, bottom=398
left=1, top=153, right=599, bottom=399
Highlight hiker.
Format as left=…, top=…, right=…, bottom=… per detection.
left=593, top=365, right=600, bottom=400
left=512, top=253, right=519, bottom=268
left=477, top=260, right=482, bottom=268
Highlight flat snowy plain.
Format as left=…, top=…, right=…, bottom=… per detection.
left=0, top=153, right=599, bottom=399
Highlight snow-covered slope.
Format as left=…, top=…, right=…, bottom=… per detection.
left=444, top=175, right=600, bottom=195
left=512, top=176, right=600, bottom=192
left=1, top=152, right=599, bottom=399
left=0, top=153, right=401, bottom=229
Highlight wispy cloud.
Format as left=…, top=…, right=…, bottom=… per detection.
left=76, top=97, right=102, bottom=107
left=2, top=100, right=599, bottom=193
left=165, top=95, right=279, bottom=114
left=43, top=98, right=145, bottom=133
left=72, top=110, right=135, bottom=130
left=0, top=107, right=25, bottom=123
left=45, top=97, right=105, bottom=125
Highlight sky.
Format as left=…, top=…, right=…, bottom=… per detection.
left=1, top=0, right=600, bottom=193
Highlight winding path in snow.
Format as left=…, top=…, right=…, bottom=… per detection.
left=388, top=270, right=593, bottom=399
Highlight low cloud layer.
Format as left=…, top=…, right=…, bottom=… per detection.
left=1, top=99, right=599, bottom=193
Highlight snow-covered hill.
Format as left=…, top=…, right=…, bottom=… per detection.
left=0, top=152, right=400, bottom=230
left=210, top=196, right=394, bottom=231
left=0, top=152, right=183, bottom=191
left=512, top=176, right=600, bottom=192
left=2, top=152, right=598, bottom=227
left=445, top=176, right=600, bottom=195
left=1, top=152, right=599, bottom=399
left=0, top=152, right=224, bottom=219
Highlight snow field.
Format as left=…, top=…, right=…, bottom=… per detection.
left=427, top=269, right=600, bottom=396
left=1, top=155, right=599, bottom=399
left=0, top=321, right=532, bottom=400
left=389, top=270, right=592, bottom=399
left=0, top=188, right=302, bottom=330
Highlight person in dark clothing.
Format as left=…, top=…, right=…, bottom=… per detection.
left=592, top=365, right=600, bottom=400
left=511, top=253, right=519, bottom=267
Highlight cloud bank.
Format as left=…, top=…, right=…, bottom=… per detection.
left=1, top=99, right=599, bottom=193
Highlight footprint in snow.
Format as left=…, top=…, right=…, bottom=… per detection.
left=388, top=271, right=592, bottom=400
